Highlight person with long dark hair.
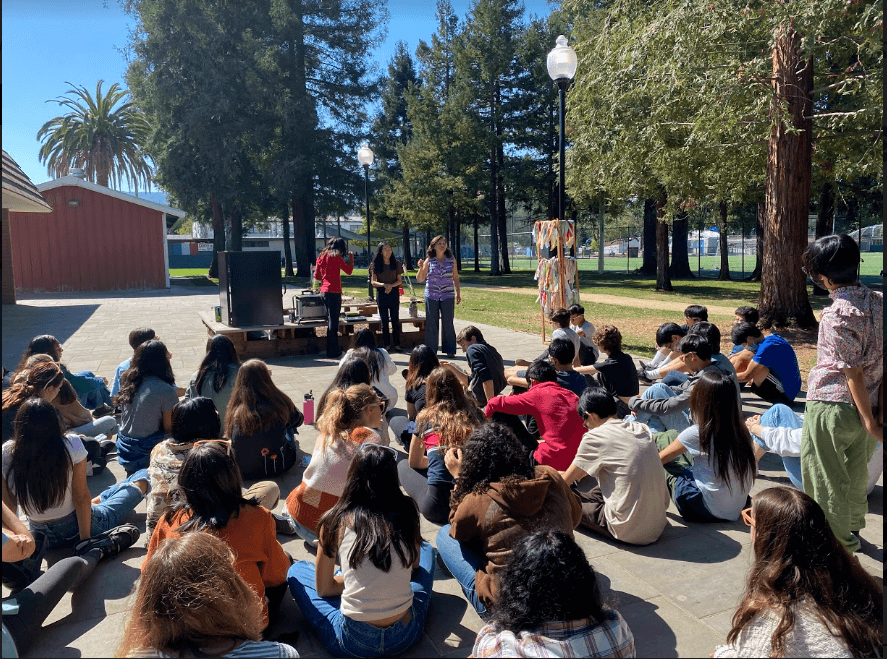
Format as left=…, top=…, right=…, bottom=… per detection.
left=416, top=235, right=460, bottom=357
left=1, top=398, right=146, bottom=556
left=657, top=370, right=757, bottom=522
left=288, top=443, right=435, bottom=658
left=225, top=359, right=303, bottom=480
left=389, top=345, right=440, bottom=447
left=370, top=241, right=404, bottom=351
left=146, top=442, right=290, bottom=629
left=316, top=356, right=373, bottom=419
left=3, top=361, right=66, bottom=442
left=186, top=334, right=241, bottom=427
left=111, top=328, right=156, bottom=397
left=315, top=236, right=355, bottom=358
left=800, top=234, right=882, bottom=554
left=436, top=423, right=581, bottom=616
left=714, top=487, right=882, bottom=657
left=473, top=530, right=636, bottom=658
left=114, top=339, right=180, bottom=474
left=120, top=533, right=298, bottom=658
left=339, top=328, right=398, bottom=409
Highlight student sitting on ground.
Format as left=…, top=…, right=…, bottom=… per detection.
left=485, top=360, right=586, bottom=471
left=473, top=530, right=636, bottom=658
left=505, top=338, right=586, bottom=397
left=115, top=340, right=180, bottom=474
left=340, top=328, right=398, bottom=409
left=731, top=323, right=801, bottom=405
left=504, top=310, right=581, bottom=384
left=285, top=385, right=384, bottom=544
left=560, top=388, right=669, bottom=545
left=388, top=345, right=439, bottom=448
left=319, top=355, right=390, bottom=444
left=15, top=335, right=113, bottom=414
left=643, top=321, right=736, bottom=386
left=728, top=306, right=759, bottom=375
left=637, top=322, right=686, bottom=383
left=569, top=304, right=599, bottom=367
left=656, top=371, right=757, bottom=523
left=147, top=441, right=290, bottom=629
left=681, top=304, right=708, bottom=330
left=146, top=397, right=280, bottom=534
left=441, top=325, right=507, bottom=407
left=121, top=532, right=299, bottom=658
left=186, top=334, right=242, bottom=428
left=399, top=368, right=485, bottom=524
left=111, top=328, right=156, bottom=398
left=575, top=325, right=640, bottom=416
left=436, top=424, right=581, bottom=616
left=3, top=501, right=138, bottom=658
left=225, top=359, right=303, bottom=480
left=627, top=334, right=736, bottom=433
left=288, top=444, right=435, bottom=658
left=713, top=488, right=882, bottom=658
left=638, top=306, right=706, bottom=383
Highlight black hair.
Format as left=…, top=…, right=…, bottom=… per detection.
left=679, top=334, right=712, bottom=362
left=548, top=308, right=571, bottom=328
left=318, top=444, right=421, bottom=572
left=194, top=334, right=241, bottom=395
left=656, top=322, right=686, bottom=347
left=491, top=530, right=607, bottom=632
left=115, top=340, right=176, bottom=408
left=688, top=321, right=722, bottom=355
left=548, top=338, right=576, bottom=365
left=684, top=304, right=708, bottom=322
left=322, top=236, right=348, bottom=257
left=734, top=306, right=759, bottom=324
left=526, top=359, right=557, bottom=384
left=404, top=345, right=439, bottom=391
left=16, top=335, right=62, bottom=371
left=730, top=322, right=763, bottom=346
left=316, top=356, right=372, bottom=417
left=450, top=424, right=536, bottom=511
left=577, top=387, right=618, bottom=420
left=568, top=304, right=585, bottom=316
left=350, top=345, right=385, bottom=382
left=7, top=398, right=72, bottom=516
left=128, top=328, right=156, bottom=351
left=167, top=442, right=257, bottom=532
left=371, top=242, right=399, bottom=276
left=171, top=397, right=222, bottom=443
left=802, top=234, right=860, bottom=285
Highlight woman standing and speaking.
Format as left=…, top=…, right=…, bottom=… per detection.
left=416, top=235, right=461, bottom=358
left=369, top=241, right=404, bottom=352
left=314, top=237, right=354, bottom=359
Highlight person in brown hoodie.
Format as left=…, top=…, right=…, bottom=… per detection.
left=435, top=423, right=581, bottom=616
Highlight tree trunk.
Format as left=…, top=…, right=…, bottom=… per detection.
left=668, top=212, right=693, bottom=278
left=281, top=202, right=294, bottom=277
left=495, top=83, right=510, bottom=274
left=455, top=213, right=462, bottom=271
left=759, top=27, right=816, bottom=328
left=640, top=198, right=657, bottom=275
left=488, top=84, right=500, bottom=276
left=811, top=181, right=834, bottom=295
left=226, top=204, right=242, bottom=252
left=473, top=214, right=480, bottom=272
left=655, top=193, right=673, bottom=291
left=717, top=200, right=731, bottom=281
left=292, top=191, right=314, bottom=278
left=747, top=200, right=765, bottom=281
left=209, top=192, right=225, bottom=279
left=402, top=223, right=413, bottom=270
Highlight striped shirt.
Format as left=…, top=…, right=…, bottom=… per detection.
left=473, top=611, right=636, bottom=658
left=424, top=257, right=455, bottom=301
left=131, top=640, right=299, bottom=657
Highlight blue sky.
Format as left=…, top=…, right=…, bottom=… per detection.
left=3, top=0, right=556, bottom=189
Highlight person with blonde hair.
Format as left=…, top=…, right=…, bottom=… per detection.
left=398, top=368, right=485, bottom=523
left=284, top=384, right=384, bottom=543
left=225, top=359, right=302, bottom=480
left=119, top=533, right=298, bottom=657
left=416, top=235, right=460, bottom=357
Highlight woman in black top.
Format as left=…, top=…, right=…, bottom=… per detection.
left=389, top=345, right=439, bottom=449
left=369, top=242, right=404, bottom=351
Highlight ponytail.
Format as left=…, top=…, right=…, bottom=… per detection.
left=316, top=384, right=379, bottom=449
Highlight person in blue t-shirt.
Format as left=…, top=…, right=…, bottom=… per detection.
left=731, top=323, right=801, bottom=405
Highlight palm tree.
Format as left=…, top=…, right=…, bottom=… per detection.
left=37, top=80, right=153, bottom=192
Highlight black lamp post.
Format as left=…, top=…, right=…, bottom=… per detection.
left=547, top=35, right=578, bottom=223
left=357, top=141, right=375, bottom=299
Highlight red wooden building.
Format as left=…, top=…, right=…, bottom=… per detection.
left=7, top=174, right=184, bottom=293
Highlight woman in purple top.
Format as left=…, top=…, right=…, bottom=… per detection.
left=416, top=235, right=461, bottom=357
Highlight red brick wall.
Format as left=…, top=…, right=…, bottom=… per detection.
left=2, top=209, right=16, bottom=304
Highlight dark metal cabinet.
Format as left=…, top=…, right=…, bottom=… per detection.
left=218, top=251, right=282, bottom=327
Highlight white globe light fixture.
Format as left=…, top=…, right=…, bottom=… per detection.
left=357, top=141, right=375, bottom=298
left=357, top=142, right=374, bottom=168
left=547, top=35, right=577, bottom=225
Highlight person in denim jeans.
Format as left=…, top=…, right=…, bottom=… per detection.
left=288, top=444, right=435, bottom=657
left=746, top=404, right=804, bottom=490
left=416, top=235, right=461, bottom=357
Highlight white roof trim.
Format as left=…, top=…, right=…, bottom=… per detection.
left=37, top=176, right=186, bottom=217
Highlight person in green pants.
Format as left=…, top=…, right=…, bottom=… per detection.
left=799, top=235, right=883, bottom=554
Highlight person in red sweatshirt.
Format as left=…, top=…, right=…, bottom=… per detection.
left=483, top=359, right=586, bottom=470
left=314, top=237, right=354, bottom=358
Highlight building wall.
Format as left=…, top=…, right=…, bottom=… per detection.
left=2, top=210, right=16, bottom=304
left=8, top=185, right=167, bottom=291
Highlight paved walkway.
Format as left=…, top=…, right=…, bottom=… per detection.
left=2, top=286, right=882, bottom=658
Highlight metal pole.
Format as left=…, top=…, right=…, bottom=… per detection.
left=557, top=79, right=568, bottom=223
left=626, top=225, right=630, bottom=273
left=364, top=165, right=373, bottom=299
left=697, top=215, right=701, bottom=277
left=598, top=203, right=605, bottom=274
left=741, top=221, right=745, bottom=278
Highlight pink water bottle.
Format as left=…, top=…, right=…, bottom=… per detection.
left=303, top=391, right=314, bottom=425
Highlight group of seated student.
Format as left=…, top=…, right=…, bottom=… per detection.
left=731, top=321, right=801, bottom=406
left=569, top=304, right=599, bottom=366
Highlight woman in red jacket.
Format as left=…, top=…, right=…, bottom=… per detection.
left=314, top=237, right=354, bottom=358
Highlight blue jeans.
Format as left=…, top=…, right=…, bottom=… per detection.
left=28, top=469, right=150, bottom=549
left=288, top=541, right=435, bottom=657
left=755, top=403, right=803, bottom=490
left=661, top=370, right=688, bottom=387
left=625, top=383, right=691, bottom=434
left=435, top=525, right=488, bottom=615
left=425, top=296, right=456, bottom=355
left=116, top=430, right=166, bottom=474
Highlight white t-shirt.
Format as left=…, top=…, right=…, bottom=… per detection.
left=570, top=320, right=600, bottom=358
left=2, top=436, right=88, bottom=522
left=552, top=327, right=582, bottom=363
left=677, top=425, right=754, bottom=521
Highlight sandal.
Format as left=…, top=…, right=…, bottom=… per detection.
left=74, top=523, right=140, bottom=561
